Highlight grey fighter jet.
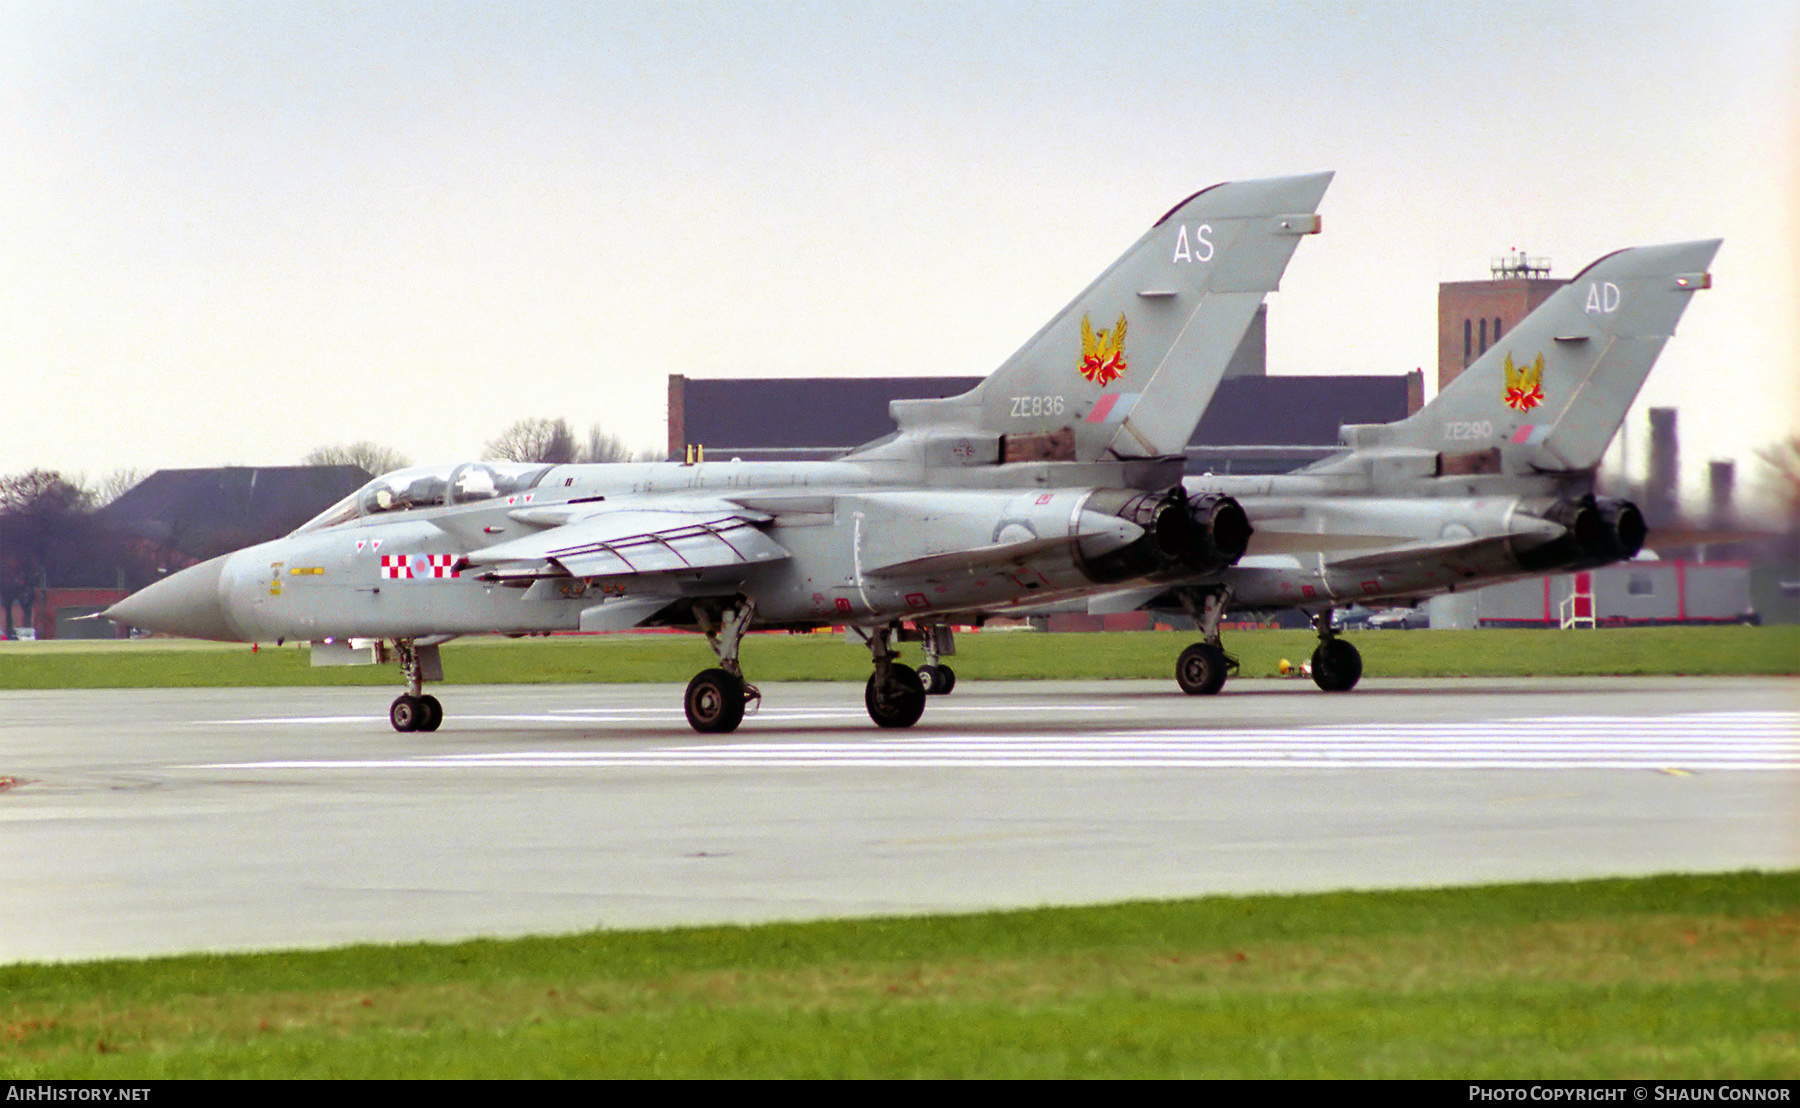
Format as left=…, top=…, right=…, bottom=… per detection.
left=1090, top=238, right=1719, bottom=695
left=104, top=172, right=1332, bottom=732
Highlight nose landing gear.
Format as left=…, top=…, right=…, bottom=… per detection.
left=388, top=640, right=445, bottom=732
left=916, top=623, right=956, bottom=696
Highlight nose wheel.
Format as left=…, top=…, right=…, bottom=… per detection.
left=387, top=640, right=446, bottom=732
left=918, top=623, right=956, bottom=696
left=918, top=664, right=956, bottom=695
left=390, top=693, right=443, bottom=732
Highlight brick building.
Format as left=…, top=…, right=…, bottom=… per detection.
left=1437, top=250, right=1565, bottom=393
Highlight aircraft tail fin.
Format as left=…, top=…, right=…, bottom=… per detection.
left=1345, top=239, right=1720, bottom=475
left=880, top=172, right=1332, bottom=464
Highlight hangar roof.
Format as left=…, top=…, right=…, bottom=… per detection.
left=103, top=466, right=371, bottom=561
left=670, top=373, right=1417, bottom=470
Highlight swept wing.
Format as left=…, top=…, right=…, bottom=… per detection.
left=462, top=500, right=790, bottom=580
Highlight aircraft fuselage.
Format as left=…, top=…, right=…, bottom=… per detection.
left=165, top=458, right=1236, bottom=643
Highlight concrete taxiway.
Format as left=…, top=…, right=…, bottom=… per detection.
left=2, top=676, right=1795, bottom=964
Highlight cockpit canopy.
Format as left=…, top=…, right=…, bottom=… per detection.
left=293, top=462, right=552, bottom=534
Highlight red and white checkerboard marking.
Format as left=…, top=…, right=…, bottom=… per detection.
left=379, top=554, right=460, bottom=580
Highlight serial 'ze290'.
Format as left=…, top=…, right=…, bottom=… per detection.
left=104, top=171, right=1717, bottom=735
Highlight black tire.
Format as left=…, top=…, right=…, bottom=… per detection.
left=1175, top=642, right=1229, bottom=695
left=685, top=668, right=747, bottom=734
left=417, top=694, right=443, bottom=733
left=1310, top=639, right=1363, bottom=692
left=865, top=664, right=926, bottom=728
left=390, top=694, right=421, bottom=732
left=919, top=664, right=958, bottom=696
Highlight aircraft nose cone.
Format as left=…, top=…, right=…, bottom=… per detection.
left=104, top=555, right=242, bottom=641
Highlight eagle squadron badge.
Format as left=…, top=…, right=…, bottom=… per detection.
left=1078, top=313, right=1128, bottom=386
left=1503, top=352, right=1545, bottom=413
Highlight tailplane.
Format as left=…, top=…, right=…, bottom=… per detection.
left=1341, top=239, right=1720, bottom=475
left=870, top=172, right=1332, bottom=465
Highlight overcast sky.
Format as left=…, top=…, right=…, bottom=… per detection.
left=4, top=1, right=1795, bottom=508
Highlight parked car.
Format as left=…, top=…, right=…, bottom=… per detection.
left=1333, top=605, right=1377, bottom=630
left=1367, top=607, right=1429, bottom=630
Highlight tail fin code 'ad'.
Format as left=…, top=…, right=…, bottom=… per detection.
left=1362, top=238, right=1719, bottom=474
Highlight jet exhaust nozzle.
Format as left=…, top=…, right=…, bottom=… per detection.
left=1183, top=493, right=1253, bottom=567
left=1078, top=488, right=1252, bottom=583
left=1532, top=495, right=1648, bottom=571
left=1597, top=498, right=1646, bottom=560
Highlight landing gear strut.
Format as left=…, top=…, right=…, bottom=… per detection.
left=388, top=639, right=444, bottom=732
left=916, top=622, right=957, bottom=696
left=1174, top=588, right=1237, bottom=695
left=1309, top=611, right=1362, bottom=692
left=686, top=602, right=760, bottom=734
left=859, top=622, right=926, bottom=728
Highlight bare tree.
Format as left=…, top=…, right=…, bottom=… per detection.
left=0, top=471, right=101, bottom=634
left=582, top=425, right=640, bottom=463
left=303, top=442, right=410, bottom=475
left=89, top=468, right=143, bottom=508
left=1755, top=436, right=1800, bottom=507
left=1754, top=435, right=1800, bottom=551
left=484, top=418, right=579, bottom=464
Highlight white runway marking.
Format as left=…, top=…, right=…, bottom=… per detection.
left=192, top=711, right=1800, bottom=772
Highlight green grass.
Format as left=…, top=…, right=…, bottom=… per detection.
left=2, top=872, right=1793, bottom=1078
left=0, top=625, right=1795, bottom=688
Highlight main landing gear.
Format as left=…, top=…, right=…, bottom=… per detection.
left=1169, top=593, right=1363, bottom=695
left=859, top=622, right=927, bottom=728
left=684, top=602, right=761, bottom=734
left=1174, top=588, right=1238, bottom=695
left=680, top=610, right=929, bottom=733
left=1308, top=611, right=1363, bottom=692
left=389, top=639, right=444, bottom=732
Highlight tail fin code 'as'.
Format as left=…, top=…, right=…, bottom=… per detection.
left=880, top=171, right=1333, bottom=465
left=1344, top=238, right=1719, bottom=474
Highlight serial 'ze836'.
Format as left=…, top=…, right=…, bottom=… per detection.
left=105, top=173, right=1717, bottom=736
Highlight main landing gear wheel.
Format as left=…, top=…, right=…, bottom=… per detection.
left=918, top=664, right=957, bottom=696
left=390, top=693, right=443, bottom=733
left=1171, top=587, right=1235, bottom=697
left=1310, top=638, right=1363, bottom=692
left=1175, top=642, right=1230, bottom=696
left=685, top=668, right=748, bottom=734
left=866, top=663, right=926, bottom=728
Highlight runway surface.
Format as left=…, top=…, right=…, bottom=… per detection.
left=2, top=676, right=1796, bottom=963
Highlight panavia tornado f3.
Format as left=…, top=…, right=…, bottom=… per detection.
left=104, top=172, right=1333, bottom=732
left=1095, top=237, right=1720, bottom=696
